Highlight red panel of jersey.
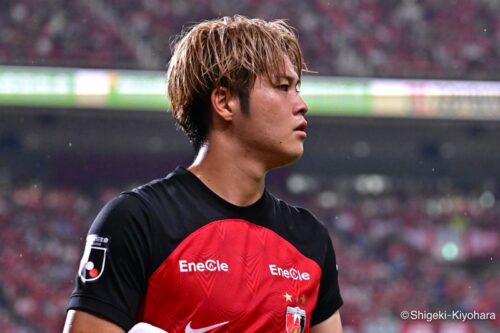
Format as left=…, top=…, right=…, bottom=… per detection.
left=138, top=219, right=320, bottom=332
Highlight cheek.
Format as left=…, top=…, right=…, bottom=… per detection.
left=260, top=107, right=288, bottom=130
left=261, top=117, right=286, bottom=142
left=246, top=96, right=291, bottom=143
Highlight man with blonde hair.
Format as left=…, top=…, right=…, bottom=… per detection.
left=64, top=15, right=343, bottom=333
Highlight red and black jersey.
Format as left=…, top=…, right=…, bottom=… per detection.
left=68, top=167, right=342, bottom=332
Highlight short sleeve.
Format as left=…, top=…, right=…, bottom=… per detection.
left=311, top=234, right=343, bottom=326
left=67, top=193, right=153, bottom=331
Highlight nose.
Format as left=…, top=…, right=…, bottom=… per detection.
left=294, top=94, right=308, bottom=116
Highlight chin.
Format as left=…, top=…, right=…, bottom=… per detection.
left=271, top=147, right=304, bottom=169
left=289, top=150, right=304, bottom=164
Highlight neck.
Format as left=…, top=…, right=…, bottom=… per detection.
left=188, top=142, right=267, bottom=207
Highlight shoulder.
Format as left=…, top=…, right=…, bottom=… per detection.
left=120, top=167, right=190, bottom=212
left=271, top=193, right=329, bottom=236
left=267, top=193, right=332, bottom=258
left=125, top=171, right=179, bottom=202
left=90, top=170, right=185, bottom=233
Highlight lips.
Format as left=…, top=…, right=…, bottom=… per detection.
left=294, top=120, right=308, bottom=132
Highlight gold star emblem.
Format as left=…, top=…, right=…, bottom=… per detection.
left=300, top=295, right=306, bottom=304
left=284, top=292, right=292, bottom=302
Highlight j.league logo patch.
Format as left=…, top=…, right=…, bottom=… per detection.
left=79, top=234, right=110, bottom=282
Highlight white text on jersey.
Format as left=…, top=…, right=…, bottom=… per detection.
left=269, top=264, right=310, bottom=281
left=179, top=259, right=229, bottom=273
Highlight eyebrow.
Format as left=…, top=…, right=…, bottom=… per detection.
left=281, top=75, right=300, bottom=85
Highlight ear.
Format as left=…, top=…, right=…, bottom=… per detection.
left=210, top=86, right=240, bottom=121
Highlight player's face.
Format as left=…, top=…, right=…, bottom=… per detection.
left=233, top=57, right=308, bottom=169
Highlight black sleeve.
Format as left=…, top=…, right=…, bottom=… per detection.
left=311, top=232, right=343, bottom=326
left=67, top=193, right=153, bottom=331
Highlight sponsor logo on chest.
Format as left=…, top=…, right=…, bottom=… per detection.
left=178, top=259, right=229, bottom=273
left=269, top=264, right=310, bottom=281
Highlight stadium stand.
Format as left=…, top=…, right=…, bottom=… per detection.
left=0, top=0, right=135, bottom=68
left=1, top=0, right=499, bottom=78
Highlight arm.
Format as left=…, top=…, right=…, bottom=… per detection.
left=310, top=310, right=342, bottom=333
left=66, top=195, right=153, bottom=332
left=63, top=309, right=124, bottom=333
left=310, top=228, right=343, bottom=330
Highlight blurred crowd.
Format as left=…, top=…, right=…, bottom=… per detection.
left=0, top=177, right=498, bottom=332
left=0, top=185, right=99, bottom=332
left=1, top=0, right=499, bottom=79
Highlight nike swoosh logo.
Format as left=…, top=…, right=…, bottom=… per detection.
left=185, top=321, right=229, bottom=333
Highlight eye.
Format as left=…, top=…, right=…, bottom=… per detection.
left=278, top=84, right=289, bottom=91
left=295, top=85, right=301, bottom=94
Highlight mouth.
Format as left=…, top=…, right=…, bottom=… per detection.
left=293, top=120, right=308, bottom=138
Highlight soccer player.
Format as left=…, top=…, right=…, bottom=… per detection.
left=63, top=15, right=343, bottom=333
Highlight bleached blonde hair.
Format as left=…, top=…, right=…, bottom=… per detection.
left=166, top=15, right=305, bottom=151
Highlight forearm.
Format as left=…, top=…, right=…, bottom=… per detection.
left=63, top=310, right=125, bottom=333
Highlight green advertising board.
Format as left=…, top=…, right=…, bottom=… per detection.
left=1, top=66, right=499, bottom=119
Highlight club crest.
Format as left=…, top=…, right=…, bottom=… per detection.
left=78, top=234, right=110, bottom=282
left=286, top=306, right=306, bottom=333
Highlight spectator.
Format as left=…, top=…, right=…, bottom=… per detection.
left=1, top=0, right=498, bottom=79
